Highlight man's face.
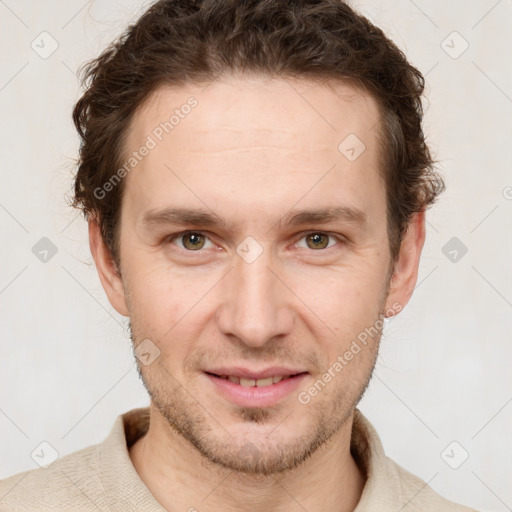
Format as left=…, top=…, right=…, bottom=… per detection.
left=107, top=76, right=399, bottom=474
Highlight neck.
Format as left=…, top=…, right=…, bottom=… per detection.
left=129, top=403, right=365, bottom=512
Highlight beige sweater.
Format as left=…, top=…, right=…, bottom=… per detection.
left=0, top=407, right=478, bottom=511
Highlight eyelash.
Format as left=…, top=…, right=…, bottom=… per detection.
left=165, top=230, right=345, bottom=254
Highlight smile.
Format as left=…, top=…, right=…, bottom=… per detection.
left=204, top=370, right=309, bottom=407
left=213, top=374, right=295, bottom=387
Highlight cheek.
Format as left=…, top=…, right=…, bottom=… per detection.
left=294, top=269, right=387, bottom=380
left=123, top=259, right=182, bottom=333
left=294, top=264, right=386, bottom=327
left=123, top=257, right=216, bottom=368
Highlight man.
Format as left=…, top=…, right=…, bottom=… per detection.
left=0, top=0, right=478, bottom=510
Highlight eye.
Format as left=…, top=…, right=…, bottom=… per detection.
left=167, top=231, right=214, bottom=251
left=165, top=230, right=344, bottom=253
left=295, top=232, right=343, bottom=251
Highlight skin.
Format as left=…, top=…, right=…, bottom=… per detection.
left=89, top=75, right=425, bottom=512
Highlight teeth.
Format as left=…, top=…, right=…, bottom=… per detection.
left=256, top=377, right=273, bottom=387
left=220, top=375, right=293, bottom=387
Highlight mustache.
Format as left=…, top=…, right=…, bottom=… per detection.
left=184, top=344, right=324, bottom=373
left=127, top=322, right=326, bottom=371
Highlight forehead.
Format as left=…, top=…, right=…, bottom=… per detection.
left=129, top=76, right=380, bottom=152
left=121, top=76, right=384, bottom=230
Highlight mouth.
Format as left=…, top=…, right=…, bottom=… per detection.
left=203, top=368, right=309, bottom=407
left=205, top=372, right=306, bottom=387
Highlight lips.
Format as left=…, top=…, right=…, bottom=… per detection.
left=205, top=367, right=308, bottom=404
left=205, top=367, right=308, bottom=389
left=204, top=369, right=309, bottom=407
left=209, top=374, right=295, bottom=387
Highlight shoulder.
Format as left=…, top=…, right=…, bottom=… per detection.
left=386, top=456, right=479, bottom=512
left=0, top=408, right=156, bottom=512
left=0, top=444, right=106, bottom=511
left=352, top=409, right=479, bottom=512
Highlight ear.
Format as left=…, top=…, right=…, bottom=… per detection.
left=384, top=210, right=426, bottom=316
left=88, top=217, right=129, bottom=317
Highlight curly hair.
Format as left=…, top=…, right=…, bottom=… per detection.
left=70, top=0, right=444, bottom=269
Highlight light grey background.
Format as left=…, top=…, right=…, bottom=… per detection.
left=1, top=1, right=511, bottom=510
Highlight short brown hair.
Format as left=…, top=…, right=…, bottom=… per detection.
left=70, top=0, right=444, bottom=269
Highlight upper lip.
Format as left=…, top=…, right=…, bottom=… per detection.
left=205, top=367, right=308, bottom=380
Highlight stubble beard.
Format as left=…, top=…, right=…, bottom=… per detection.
left=129, top=312, right=384, bottom=476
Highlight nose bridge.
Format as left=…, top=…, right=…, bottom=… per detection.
left=217, top=241, right=293, bottom=347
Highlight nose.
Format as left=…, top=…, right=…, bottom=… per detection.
left=216, top=244, right=294, bottom=348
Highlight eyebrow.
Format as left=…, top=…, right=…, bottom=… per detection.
left=141, top=205, right=366, bottom=231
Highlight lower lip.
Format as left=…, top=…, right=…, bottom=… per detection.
left=204, top=372, right=308, bottom=408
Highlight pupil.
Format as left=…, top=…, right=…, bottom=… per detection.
left=309, top=233, right=327, bottom=249
left=185, top=233, right=203, bottom=249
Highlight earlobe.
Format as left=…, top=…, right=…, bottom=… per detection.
left=88, top=218, right=129, bottom=317
left=384, top=211, right=426, bottom=316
